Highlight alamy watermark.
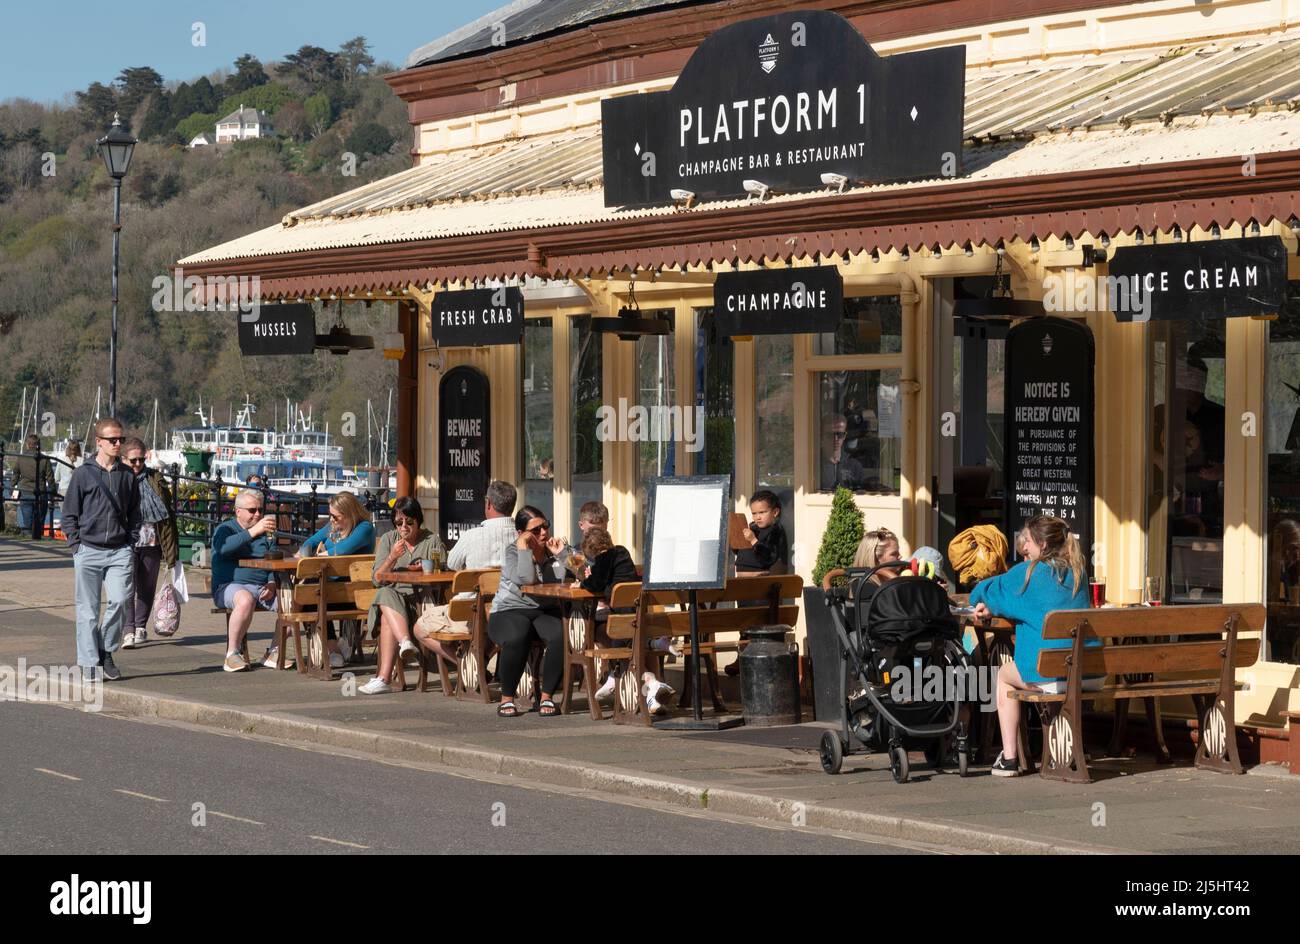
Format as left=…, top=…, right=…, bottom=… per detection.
left=1042, top=271, right=1152, bottom=322
left=887, top=661, right=999, bottom=712
left=0, top=659, right=103, bottom=712
left=151, top=267, right=262, bottom=320
left=596, top=397, right=704, bottom=453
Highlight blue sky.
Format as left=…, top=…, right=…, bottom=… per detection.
left=3, top=0, right=508, bottom=105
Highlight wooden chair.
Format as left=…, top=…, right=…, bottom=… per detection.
left=272, top=555, right=375, bottom=681
left=604, top=575, right=803, bottom=725
left=1006, top=603, right=1265, bottom=782
left=416, top=568, right=494, bottom=695
left=456, top=572, right=499, bottom=703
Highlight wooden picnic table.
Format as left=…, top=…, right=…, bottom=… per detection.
left=239, top=557, right=299, bottom=572
left=521, top=581, right=602, bottom=717
left=375, top=568, right=456, bottom=587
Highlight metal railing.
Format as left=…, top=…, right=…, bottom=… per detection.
left=1, top=444, right=393, bottom=561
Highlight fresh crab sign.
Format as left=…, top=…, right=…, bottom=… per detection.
left=600, top=9, right=965, bottom=206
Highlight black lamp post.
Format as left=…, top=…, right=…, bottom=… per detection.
left=97, top=113, right=136, bottom=418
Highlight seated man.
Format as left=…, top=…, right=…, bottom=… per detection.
left=413, top=480, right=518, bottom=665
left=211, top=488, right=279, bottom=672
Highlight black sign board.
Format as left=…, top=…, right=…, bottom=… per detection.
left=643, top=476, right=731, bottom=591
left=439, top=366, right=490, bottom=548
left=601, top=10, right=965, bottom=206
left=712, top=266, right=844, bottom=336
left=1003, top=317, right=1094, bottom=571
left=431, top=288, right=525, bottom=347
left=1108, top=236, right=1288, bottom=322
left=237, top=303, right=316, bottom=356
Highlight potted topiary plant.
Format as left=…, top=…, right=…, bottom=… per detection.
left=803, top=486, right=865, bottom=721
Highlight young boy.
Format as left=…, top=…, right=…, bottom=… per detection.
left=734, top=490, right=790, bottom=575
left=560, top=500, right=610, bottom=574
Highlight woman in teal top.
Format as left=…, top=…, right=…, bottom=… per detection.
left=969, top=514, right=1095, bottom=778
left=282, top=492, right=376, bottom=670
left=300, top=491, right=376, bottom=557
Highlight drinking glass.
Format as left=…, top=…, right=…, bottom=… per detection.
left=1144, top=576, right=1163, bottom=606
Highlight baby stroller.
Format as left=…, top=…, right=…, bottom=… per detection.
left=819, top=561, right=972, bottom=783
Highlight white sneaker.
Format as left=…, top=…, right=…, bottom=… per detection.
left=263, top=647, right=294, bottom=669
left=329, top=650, right=344, bottom=669
left=595, top=674, right=617, bottom=704
left=398, top=638, right=419, bottom=660
left=121, top=631, right=138, bottom=649
left=358, top=677, right=393, bottom=695
left=641, top=672, right=676, bottom=715
left=337, top=633, right=353, bottom=662
left=135, top=627, right=147, bottom=644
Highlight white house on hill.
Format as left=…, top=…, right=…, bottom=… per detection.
left=215, top=105, right=275, bottom=143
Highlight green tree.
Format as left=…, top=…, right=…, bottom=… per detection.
left=339, top=37, right=374, bottom=83
left=174, top=111, right=216, bottom=142
left=75, top=82, right=118, bottom=131
left=304, top=91, right=332, bottom=136
left=115, top=66, right=164, bottom=123
left=284, top=45, right=341, bottom=87
left=345, top=120, right=393, bottom=157
left=811, top=487, right=865, bottom=587
left=227, top=54, right=268, bottom=94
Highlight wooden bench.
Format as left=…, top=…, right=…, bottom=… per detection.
left=602, top=574, right=803, bottom=725
left=1007, top=603, right=1265, bottom=783
left=272, top=555, right=375, bottom=681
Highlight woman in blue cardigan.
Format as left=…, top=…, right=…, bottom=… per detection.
left=969, top=515, right=1095, bottom=777
left=281, top=492, right=376, bottom=669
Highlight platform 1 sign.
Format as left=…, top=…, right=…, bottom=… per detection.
left=601, top=10, right=965, bottom=206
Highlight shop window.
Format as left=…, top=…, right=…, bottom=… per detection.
left=817, top=369, right=902, bottom=494
left=1265, top=282, right=1300, bottom=664
left=570, top=315, right=603, bottom=536
left=520, top=317, right=554, bottom=524
left=812, top=294, right=902, bottom=356
left=755, top=333, right=795, bottom=546
left=634, top=311, right=676, bottom=506
left=949, top=314, right=1007, bottom=533
left=695, top=308, right=735, bottom=481
left=1147, top=317, right=1227, bottom=604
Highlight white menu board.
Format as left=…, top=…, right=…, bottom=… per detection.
left=643, top=476, right=730, bottom=589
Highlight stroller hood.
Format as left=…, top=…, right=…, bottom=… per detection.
left=862, top=577, right=961, bottom=644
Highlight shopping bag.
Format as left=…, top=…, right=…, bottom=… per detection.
left=170, top=562, right=190, bottom=604
left=154, top=583, right=181, bottom=636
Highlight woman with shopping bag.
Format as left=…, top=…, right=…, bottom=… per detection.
left=121, top=439, right=183, bottom=644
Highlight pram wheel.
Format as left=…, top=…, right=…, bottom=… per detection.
left=819, top=730, right=844, bottom=775
left=958, top=749, right=970, bottom=777
left=889, top=744, right=910, bottom=783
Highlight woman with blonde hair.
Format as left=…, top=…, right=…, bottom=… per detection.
left=852, top=527, right=902, bottom=583
left=969, top=514, right=1096, bottom=777
left=279, top=492, right=376, bottom=669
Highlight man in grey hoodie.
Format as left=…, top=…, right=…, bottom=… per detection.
left=61, top=418, right=141, bottom=681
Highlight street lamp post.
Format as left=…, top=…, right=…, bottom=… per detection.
left=96, top=114, right=136, bottom=418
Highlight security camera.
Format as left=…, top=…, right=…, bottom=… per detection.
left=820, top=172, right=848, bottom=193
left=743, top=179, right=770, bottom=201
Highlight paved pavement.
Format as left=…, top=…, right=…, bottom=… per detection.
left=2, top=699, right=941, bottom=855
left=4, top=536, right=1300, bottom=854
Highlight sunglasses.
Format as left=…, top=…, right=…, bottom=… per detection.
left=868, top=529, right=896, bottom=540
left=126, top=457, right=145, bottom=465
left=100, top=436, right=124, bottom=445
left=394, top=517, right=417, bottom=528
left=525, top=522, right=549, bottom=535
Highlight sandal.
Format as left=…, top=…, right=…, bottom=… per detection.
left=497, top=701, right=522, bottom=718
left=538, top=698, right=559, bottom=717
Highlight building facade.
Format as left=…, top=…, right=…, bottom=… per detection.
left=180, top=0, right=1300, bottom=751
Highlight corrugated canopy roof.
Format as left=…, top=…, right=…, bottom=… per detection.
left=405, top=0, right=697, bottom=68
left=181, top=31, right=1300, bottom=267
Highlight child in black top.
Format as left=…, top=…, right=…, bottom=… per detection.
left=579, top=527, right=637, bottom=601
left=734, top=490, right=790, bottom=574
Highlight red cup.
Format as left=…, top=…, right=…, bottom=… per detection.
left=1090, top=581, right=1106, bottom=608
